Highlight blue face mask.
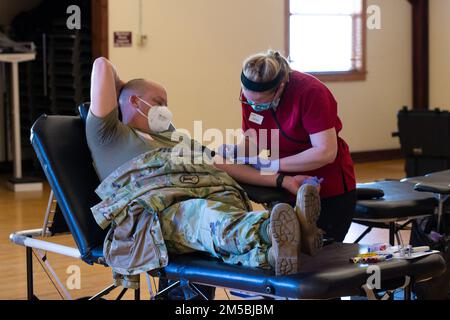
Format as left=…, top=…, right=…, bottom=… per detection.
left=247, top=100, right=272, bottom=112
left=247, top=98, right=281, bottom=112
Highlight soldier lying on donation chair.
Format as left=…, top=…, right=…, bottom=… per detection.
left=87, top=57, right=325, bottom=290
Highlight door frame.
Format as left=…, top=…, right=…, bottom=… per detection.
left=91, top=0, right=108, bottom=59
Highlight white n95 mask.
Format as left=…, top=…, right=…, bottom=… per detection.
left=148, top=106, right=173, bottom=133
left=136, top=97, right=173, bottom=133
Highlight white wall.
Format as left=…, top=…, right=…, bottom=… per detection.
left=108, top=0, right=412, bottom=152
left=109, top=0, right=284, bottom=138
left=430, top=0, right=450, bottom=111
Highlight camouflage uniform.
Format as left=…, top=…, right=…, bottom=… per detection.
left=91, top=148, right=270, bottom=289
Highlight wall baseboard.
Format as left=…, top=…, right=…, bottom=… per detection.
left=350, top=149, right=403, bottom=163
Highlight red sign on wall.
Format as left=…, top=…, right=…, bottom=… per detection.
left=113, top=32, right=132, bottom=47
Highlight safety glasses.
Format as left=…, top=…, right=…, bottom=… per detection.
left=239, top=89, right=276, bottom=112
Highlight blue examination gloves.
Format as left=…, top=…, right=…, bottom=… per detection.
left=217, top=144, right=280, bottom=172
left=240, top=157, right=324, bottom=186
left=301, top=177, right=324, bottom=188
left=217, top=145, right=324, bottom=183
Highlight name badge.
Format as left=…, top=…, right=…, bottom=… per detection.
left=249, top=112, right=264, bottom=125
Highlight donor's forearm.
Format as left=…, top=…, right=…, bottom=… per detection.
left=213, top=157, right=277, bottom=187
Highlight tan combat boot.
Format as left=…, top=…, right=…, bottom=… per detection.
left=268, top=203, right=301, bottom=275
left=295, top=184, right=324, bottom=256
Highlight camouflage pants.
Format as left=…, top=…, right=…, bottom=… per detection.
left=159, top=198, right=271, bottom=268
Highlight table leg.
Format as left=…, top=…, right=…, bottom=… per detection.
left=11, top=61, right=22, bottom=179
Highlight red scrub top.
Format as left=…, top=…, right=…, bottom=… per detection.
left=242, top=71, right=356, bottom=199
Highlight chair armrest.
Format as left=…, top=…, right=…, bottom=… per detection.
left=240, top=183, right=293, bottom=205
left=414, top=183, right=450, bottom=195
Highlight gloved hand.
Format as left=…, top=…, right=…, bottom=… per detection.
left=283, top=175, right=323, bottom=195
left=218, top=146, right=280, bottom=173
left=253, top=158, right=280, bottom=173
left=302, top=176, right=324, bottom=188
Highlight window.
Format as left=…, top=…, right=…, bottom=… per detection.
left=287, top=0, right=366, bottom=81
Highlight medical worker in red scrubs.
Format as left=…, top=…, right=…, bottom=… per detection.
left=236, top=50, right=356, bottom=242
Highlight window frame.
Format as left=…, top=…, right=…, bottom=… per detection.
left=285, top=0, right=367, bottom=82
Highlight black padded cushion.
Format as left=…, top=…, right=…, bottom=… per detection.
left=427, top=169, right=450, bottom=178
left=355, top=181, right=437, bottom=220
left=31, top=115, right=107, bottom=264
left=78, top=102, right=90, bottom=123
left=403, top=169, right=450, bottom=184
left=355, top=188, right=384, bottom=200
left=161, top=243, right=446, bottom=299
left=240, top=183, right=294, bottom=205
left=403, top=170, right=450, bottom=195
left=79, top=102, right=124, bottom=122
left=241, top=184, right=386, bottom=206
left=414, top=183, right=450, bottom=195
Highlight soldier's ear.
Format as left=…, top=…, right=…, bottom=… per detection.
left=129, top=95, right=139, bottom=107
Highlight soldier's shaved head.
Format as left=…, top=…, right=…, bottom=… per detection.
left=118, top=78, right=168, bottom=125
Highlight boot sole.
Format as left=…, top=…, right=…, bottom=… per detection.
left=270, top=203, right=301, bottom=276
left=296, top=184, right=323, bottom=256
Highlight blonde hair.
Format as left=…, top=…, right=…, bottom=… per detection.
left=242, top=50, right=291, bottom=92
